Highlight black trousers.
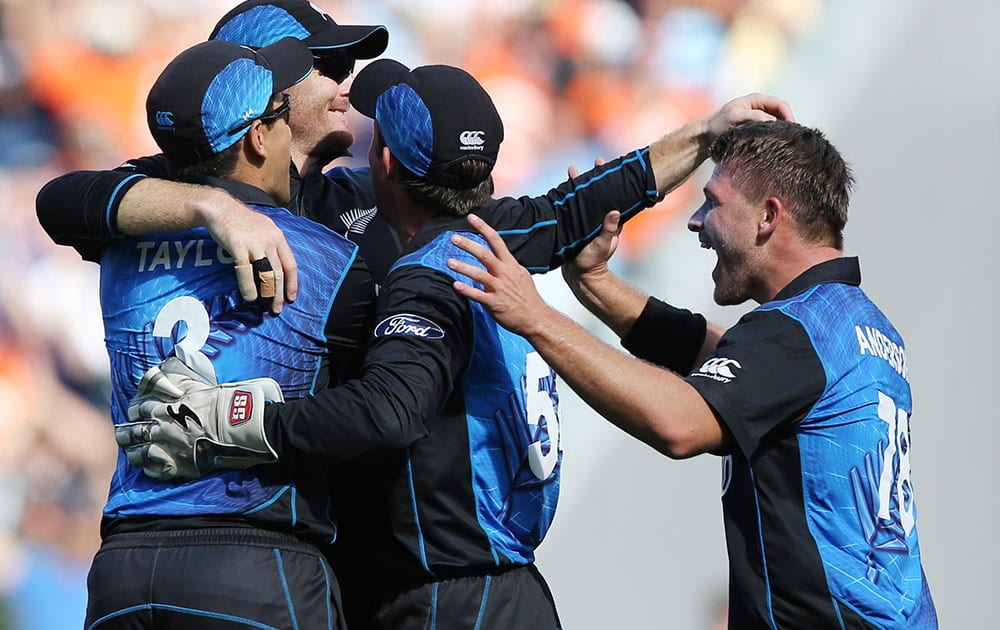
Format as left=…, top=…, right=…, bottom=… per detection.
left=85, top=528, right=344, bottom=630
left=366, top=564, right=561, bottom=630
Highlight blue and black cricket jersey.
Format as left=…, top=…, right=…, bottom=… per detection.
left=680, top=258, right=937, bottom=629
left=340, top=228, right=564, bottom=590
left=35, top=154, right=401, bottom=282
left=260, top=149, right=661, bottom=595
left=98, top=177, right=373, bottom=549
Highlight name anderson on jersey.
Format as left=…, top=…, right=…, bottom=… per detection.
left=855, top=324, right=907, bottom=379
left=134, top=239, right=234, bottom=272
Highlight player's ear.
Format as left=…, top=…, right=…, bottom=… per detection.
left=758, top=196, right=783, bottom=240
left=382, top=145, right=398, bottom=176
left=245, top=120, right=268, bottom=160
left=370, top=122, right=396, bottom=176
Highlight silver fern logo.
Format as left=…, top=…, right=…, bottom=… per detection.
left=339, top=207, right=377, bottom=234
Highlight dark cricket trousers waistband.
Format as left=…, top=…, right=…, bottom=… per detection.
left=100, top=526, right=321, bottom=554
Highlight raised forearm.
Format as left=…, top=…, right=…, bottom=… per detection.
left=648, top=92, right=795, bottom=196
left=116, top=178, right=236, bottom=235
left=648, top=116, right=713, bottom=197
left=448, top=219, right=726, bottom=457
left=521, top=305, right=722, bottom=459
left=119, top=178, right=298, bottom=312
left=563, top=265, right=649, bottom=339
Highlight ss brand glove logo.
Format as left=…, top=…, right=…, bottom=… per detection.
left=459, top=130, right=485, bottom=150
left=229, top=391, right=253, bottom=426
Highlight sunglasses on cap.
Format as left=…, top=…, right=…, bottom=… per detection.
left=227, top=93, right=292, bottom=136
left=313, top=52, right=355, bottom=83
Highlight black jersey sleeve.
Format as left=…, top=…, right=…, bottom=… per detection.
left=620, top=296, right=707, bottom=374
left=263, top=263, right=470, bottom=463
left=685, top=308, right=827, bottom=459
left=315, top=256, right=377, bottom=389
left=485, top=147, right=660, bottom=272
left=35, top=155, right=171, bottom=261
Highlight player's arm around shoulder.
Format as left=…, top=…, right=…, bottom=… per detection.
left=261, top=260, right=469, bottom=463
left=36, top=166, right=152, bottom=261
left=447, top=214, right=728, bottom=459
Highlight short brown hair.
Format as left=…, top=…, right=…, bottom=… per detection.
left=375, top=125, right=494, bottom=217
left=709, top=121, right=854, bottom=249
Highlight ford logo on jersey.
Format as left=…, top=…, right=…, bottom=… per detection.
left=374, top=314, right=445, bottom=339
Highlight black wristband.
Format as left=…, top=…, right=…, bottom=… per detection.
left=621, top=296, right=707, bottom=374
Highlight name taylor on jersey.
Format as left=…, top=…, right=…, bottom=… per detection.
left=134, top=239, right=234, bottom=273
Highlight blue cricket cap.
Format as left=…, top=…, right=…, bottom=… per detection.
left=211, top=0, right=387, bottom=57
left=351, top=59, right=504, bottom=188
left=146, top=38, right=312, bottom=167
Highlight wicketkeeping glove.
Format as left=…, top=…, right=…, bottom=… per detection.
left=117, top=350, right=283, bottom=481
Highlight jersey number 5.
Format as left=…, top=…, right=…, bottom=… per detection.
left=525, top=352, right=560, bottom=480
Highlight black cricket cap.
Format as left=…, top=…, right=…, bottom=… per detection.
left=146, top=38, right=312, bottom=166
left=211, top=0, right=388, bottom=58
left=351, top=59, right=504, bottom=188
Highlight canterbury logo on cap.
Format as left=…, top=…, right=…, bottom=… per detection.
left=459, top=130, right=486, bottom=150
left=155, top=111, right=175, bottom=130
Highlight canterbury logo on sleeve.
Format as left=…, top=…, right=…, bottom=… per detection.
left=692, top=357, right=742, bottom=383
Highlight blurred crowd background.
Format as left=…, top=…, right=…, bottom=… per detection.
left=4, top=0, right=989, bottom=628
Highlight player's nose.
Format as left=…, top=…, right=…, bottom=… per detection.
left=688, top=204, right=707, bottom=232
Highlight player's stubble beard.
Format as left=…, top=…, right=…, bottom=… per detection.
left=710, top=236, right=761, bottom=307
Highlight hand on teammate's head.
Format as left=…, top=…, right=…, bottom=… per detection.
left=708, top=93, right=795, bottom=139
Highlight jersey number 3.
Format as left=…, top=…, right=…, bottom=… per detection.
left=152, top=296, right=217, bottom=381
